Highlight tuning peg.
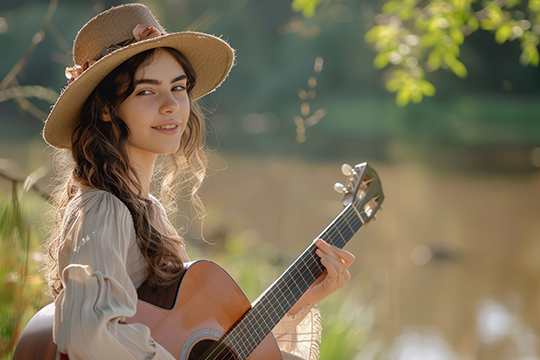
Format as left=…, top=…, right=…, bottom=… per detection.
left=341, top=163, right=353, bottom=176
left=334, top=182, right=345, bottom=193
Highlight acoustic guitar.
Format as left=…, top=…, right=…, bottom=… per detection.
left=13, top=162, right=384, bottom=360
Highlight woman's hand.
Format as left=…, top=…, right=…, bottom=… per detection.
left=288, top=239, right=355, bottom=316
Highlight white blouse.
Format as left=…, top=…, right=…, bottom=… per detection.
left=54, top=189, right=321, bottom=360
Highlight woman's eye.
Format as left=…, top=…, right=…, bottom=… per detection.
left=172, top=85, right=186, bottom=92
left=136, top=90, right=153, bottom=96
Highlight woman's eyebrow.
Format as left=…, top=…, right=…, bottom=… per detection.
left=171, top=75, right=187, bottom=83
left=134, top=75, right=187, bottom=86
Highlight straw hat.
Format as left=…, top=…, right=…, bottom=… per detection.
left=43, top=3, right=235, bottom=149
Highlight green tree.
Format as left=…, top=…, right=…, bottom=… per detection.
left=293, top=0, right=540, bottom=105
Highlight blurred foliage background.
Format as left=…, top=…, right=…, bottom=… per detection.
left=1, top=0, right=540, bottom=359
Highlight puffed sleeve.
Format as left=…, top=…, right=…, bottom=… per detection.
left=53, top=193, right=175, bottom=360
left=273, top=305, right=322, bottom=360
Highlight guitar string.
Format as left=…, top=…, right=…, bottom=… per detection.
left=226, top=178, right=381, bottom=356
left=202, top=197, right=371, bottom=359
left=224, top=204, right=362, bottom=358
left=242, top=206, right=360, bottom=341
left=254, top=204, right=360, bottom=315
left=202, top=201, right=365, bottom=359
left=212, top=210, right=360, bottom=359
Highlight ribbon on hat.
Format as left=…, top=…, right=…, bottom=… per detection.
left=64, top=24, right=163, bottom=85
left=132, top=24, right=161, bottom=41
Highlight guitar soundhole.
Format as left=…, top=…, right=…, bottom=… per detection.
left=189, top=339, right=237, bottom=360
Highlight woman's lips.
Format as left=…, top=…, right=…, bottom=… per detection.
left=151, top=124, right=181, bottom=135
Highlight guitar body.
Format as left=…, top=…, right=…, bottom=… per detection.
left=12, top=303, right=57, bottom=360
left=13, top=260, right=282, bottom=360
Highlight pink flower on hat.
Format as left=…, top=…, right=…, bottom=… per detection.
left=132, top=24, right=161, bottom=41
left=65, top=61, right=90, bottom=85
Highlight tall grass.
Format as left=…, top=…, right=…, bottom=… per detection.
left=0, top=189, right=29, bottom=357
left=0, top=174, right=48, bottom=359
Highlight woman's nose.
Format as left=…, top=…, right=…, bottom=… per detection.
left=159, top=92, right=180, bottom=114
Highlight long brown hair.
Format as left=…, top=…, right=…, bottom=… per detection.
left=43, top=47, right=207, bottom=297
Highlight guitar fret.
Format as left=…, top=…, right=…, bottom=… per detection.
left=227, top=324, right=253, bottom=358
left=296, top=261, right=313, bottom=286
left=222, top=201, right=370, bottom=357
left=230, top=328, right=248, bottom=357
left=225, top=336, right=246, bottom=360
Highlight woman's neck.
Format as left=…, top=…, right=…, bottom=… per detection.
left=128, top=148, right=157, bottom=198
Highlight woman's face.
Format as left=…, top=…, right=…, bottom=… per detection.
left=118, top=49, right=190, bottom=160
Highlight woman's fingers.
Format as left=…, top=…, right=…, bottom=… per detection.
left=319, top=256, right=338, bottom=279
left=300, top=240, right=356, bottom=305
left=317, top=249, right=343, bottom=274
left=318, top=251, right=351, bottom=288
left=315, top=239, right=355, bottom=267
left=314, top=239, right=355, bottom=291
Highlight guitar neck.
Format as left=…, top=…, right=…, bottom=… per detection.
left=222, top=200, right=365, bottom=358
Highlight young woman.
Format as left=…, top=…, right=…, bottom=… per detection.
left=41, top=4, right=355, bottom=360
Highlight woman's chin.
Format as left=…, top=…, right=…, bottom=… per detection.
left=157, top=144, right=182, bottom=156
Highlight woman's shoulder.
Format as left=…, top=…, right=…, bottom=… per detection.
left=71, top=188, right=165, bottom=220
left=66, top=188, right=170, bottom=230
left=67, top=188, right=132, bottom=222
left=58, top=189, right=138, bottom=256
left=80, top=188, right=126, bottom=207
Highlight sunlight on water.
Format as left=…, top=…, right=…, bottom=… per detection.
left=477, top=298, right=539, bottom=359
left=388, top=327, right=457, bottom=360
left=477, top=299, right=512, bottom=343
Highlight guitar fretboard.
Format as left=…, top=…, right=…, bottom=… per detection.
left=222, top=200, right=366, bottom=358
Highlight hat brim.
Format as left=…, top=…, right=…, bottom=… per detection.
left=43, top=31, right=234, bottom=149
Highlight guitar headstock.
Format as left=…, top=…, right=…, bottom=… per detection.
left=334, top=162, right=384, bottom=223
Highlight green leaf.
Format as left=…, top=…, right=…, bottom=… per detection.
left=448, top=43, right=461, bottom=56
left=427, top=18, right=444, bottom=32
left=399, top=8, right=414, bottom=20
left=454, top=0, right=467, bottom=11
left=480, top=19, right=496, bottom=30
left=382, top=1, right=400, bottom=13
left=291, top=0, right=322, bottom=18
left=530, top=0, right=540, bottom=12
left=374, top=52, right=389, bottom=68
left=443, top=52, right=457, bottom=66
left=365, top=25, right=399, bottom=44
left=420, top=80, right=436, bottom=96
left=450, top=59, right=468, bottom=77
left=468, top=16, right=479, bottom=31
left=495, top=23, right=513, bottom=44
left=521, top=44, right=540, bottom=66
left=385, top=76, right=402, bottom=92
left=531, top=47, right=540, bottom=66
left=520, top=47, right=531, bottom=65
left=428, top=50, right=442, bottom=70
left=396, top=88, right=411, bottom=106
left=505, top=0, right=520, bottom=9
left=410, top=88, right=423, bottom=103
left=450, top=27, right=465, bottom=45
left=486, top=4, right=503, bottom=25
left=422, top=30, right=444, bottom=46
left=364, top=27, right=380, bottom=43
